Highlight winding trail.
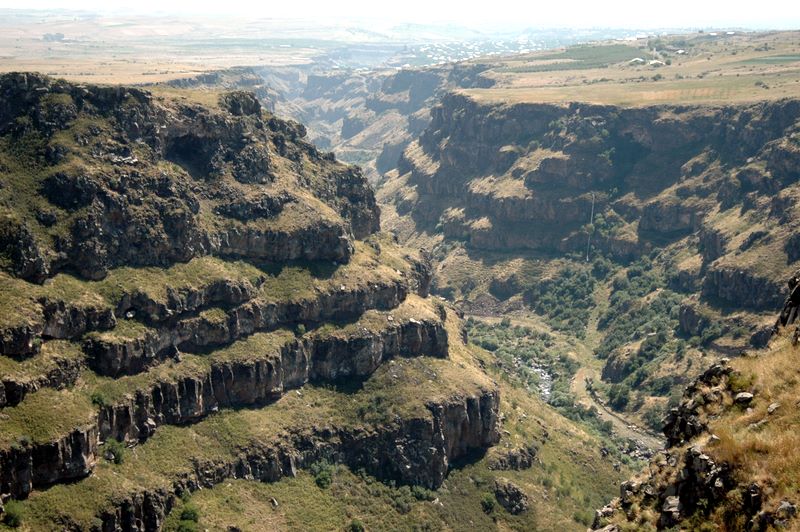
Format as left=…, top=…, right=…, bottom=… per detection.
left=470, top=279, right=664, bottom=451
left=569, top=282, right=665, bottom=450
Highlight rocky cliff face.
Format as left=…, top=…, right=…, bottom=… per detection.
left=247, top=64, right=495, bottom=182
left=382, top=91, right=800, bottom=316
left=391, top=93, right=798, bottom=268
left=0, top=74, right=500, bottom=529
left=0, top=72, right=379, bottom=283
left=95, top=388, right=499, bottom=531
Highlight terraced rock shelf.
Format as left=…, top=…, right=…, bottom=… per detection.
left=0, top=73, right=500, bottom=530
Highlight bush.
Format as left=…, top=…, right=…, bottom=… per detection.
left=643, top=406, right=665, bottom=431
left=104, top=438, right=125, bottom=465
left=411, top=485, right=436, bottom=501
left=91, top=391, right=109, bottom=408
left=477, top=337, right=499, bottom=351
left=180, top=503, right=200, bottom=522
left=592, top=256, right=613, bottom=278
left=2, top=500, right=24, bottom=528
left=310, top=461, right=335, bottom=489
left=607, top=383, right=631, bottom=411
left=388, top=485, right=415, bottom=514
left=346, top=519, right=366, bottom=532
left=296, top=323, right=306, bottom=336
left=480, top=493, right=496, bottom=514
left=176, top=521, right=199, bottom=532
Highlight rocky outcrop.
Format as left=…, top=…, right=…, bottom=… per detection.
left=678, top=301, right=711, bottom=337
left=662, top=359, right=732, bottom=447
left=0, top=353, right=83, bottom=408
left=0, top=73, right=380, bottom=283
left=775, top=270, right=800, bottom=331
left=40, top=298, right=116, bottom=339
left=100, top=315, right=449, bottom=443
left=702, top=265, right=785, bottom=311
left=0, top=425, right=98, bottom=499
left=85, top=276, right=411, bottom=377
left=0, top=323, right=42, bottom=358
left=488, top=444, right=537, bottom=471
left=208, top=218, right=353, bottom=263
left=0, top=296, right=116, bottom=357
left=95, top=387, right=499, bottom=531
left=114, top=278, right=257, bottom=325
left=493, top=478, right=530, bottom=514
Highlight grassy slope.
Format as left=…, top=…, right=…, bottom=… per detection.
left=162, top=337, right=632, bottom=532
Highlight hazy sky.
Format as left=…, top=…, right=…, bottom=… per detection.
left=1, top=0, right=798, bottom=29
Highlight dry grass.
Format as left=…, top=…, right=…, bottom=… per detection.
left=705, top=336, right=800, bottom=511
left=464, top=31, right=800, bottom=106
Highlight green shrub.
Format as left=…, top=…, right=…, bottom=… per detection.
left=2, top=500, right=24, bottom=528
left=480, top=493, right=496, bottom=514
left=90, top=391, right=109, bottom=408
left=643, top=406, right=665, bottom=431
left=608, top=383, right=631, bottom=411
left=388, top=485, right=415, bottom=514
left=346, top=519, right=366, bottom=532
left=411, top=485, right=436, bottom=501
left=104, top=438, right=126, bottom=465
left=310, top=461, right=335, bottom=489
left=179, top=503, right=200, bottom=522
left=700, top=323, right=724, bottom=346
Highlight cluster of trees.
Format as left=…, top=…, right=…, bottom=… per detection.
left=527, top=265, right=596, bottom=337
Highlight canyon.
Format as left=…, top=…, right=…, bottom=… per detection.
left=1, top=28, right=800, bottom=532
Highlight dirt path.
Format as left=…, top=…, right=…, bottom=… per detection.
left=572, top=366, right=663, bottom=450
left=469, top=280, right=664, bottom=451
left=572, top=282, right=664, bottom=450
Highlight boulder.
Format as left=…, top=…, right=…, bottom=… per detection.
left=735, top=392, right=754, bottom=404
left=493, top=478, right=529, bottom=514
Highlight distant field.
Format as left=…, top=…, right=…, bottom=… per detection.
left=737, top=54, right=800, bottom=64
left=0, top=13, right=329, bottom=83
left=502, top=44, right=642, bottom=73
left=2, top=10, right=799, bottom=108
left=466, top=31, right=800, bottom=106
left=465, top=71, right=800, bottom=105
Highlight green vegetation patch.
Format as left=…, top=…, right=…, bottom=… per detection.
left=506, top=44, right=641, bottom=73
left=0, top=388, right=95, bottom=447
left=527, top=263, right=596, bottom=338
left=737, top=54, right=800, bottom=64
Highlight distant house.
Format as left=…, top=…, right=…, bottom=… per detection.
left=676, top=49, right=687, bottom=55
left=649, top=60, right=666, bottom=66
left=629, top=57, right=646, bottom=64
